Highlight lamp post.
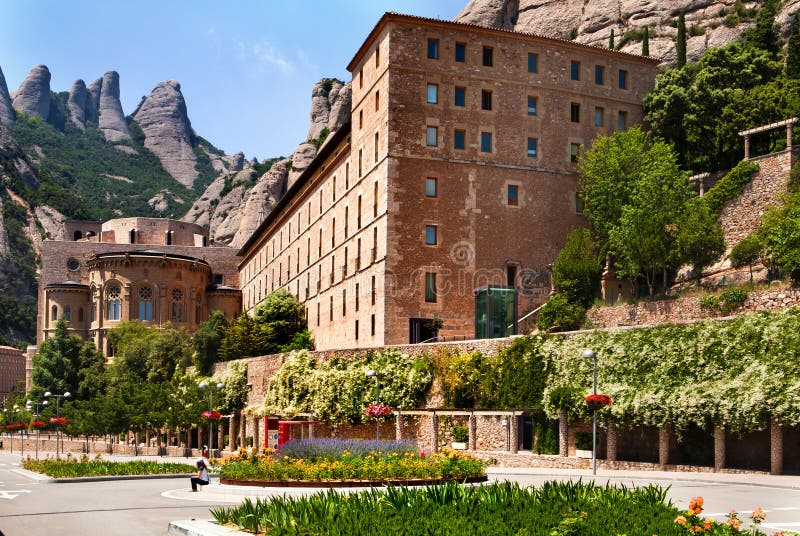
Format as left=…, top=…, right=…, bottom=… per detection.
left=26, top=399, right=48, bottom=459
left=582, top=349, right=598, bottom=475
left=44, top=391, right=71, bottom=459
left=365, top=370, right=380, bottom=441
left=199, top=381, right=223, bottom=458
left=13, top=406, right=22, bottom=455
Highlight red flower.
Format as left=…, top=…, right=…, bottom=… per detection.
left=365, top=403, right=391, bottom=419
left=585, top=394, right=613, bottom=411
left=29, top=421, right=46, bottom=428
left=202, top=410, right=222, bottom=420
left=49, top=417, right=67, bottom=426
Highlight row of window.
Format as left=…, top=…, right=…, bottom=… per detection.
left=426, top=38, right=629, bottom=90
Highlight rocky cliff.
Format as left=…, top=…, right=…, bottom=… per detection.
left=0, top=66, right=15, bottom=127
left=455, top=0, right=800, bottom=64
left=11, top=65, right=51, bottom=120
left=131, top=80, right=198, bottom=188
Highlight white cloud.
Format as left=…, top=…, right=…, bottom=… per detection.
left=235, top=39, right=296, bottom=76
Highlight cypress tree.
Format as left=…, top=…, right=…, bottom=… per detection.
left=642, top=27, right=650, bottom=56
left=676, top=12, right=687, bottom=68
left=787, top=13, right=800, bottom=79
left=609, top=29, right=615, bottom=49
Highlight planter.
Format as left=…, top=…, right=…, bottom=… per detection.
left=451, top=442, right=467, bottom=450
left=575, top=449, right=593, bottom=459
left=220, top=475, right=488, bottom=488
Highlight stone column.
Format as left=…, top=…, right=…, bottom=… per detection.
left=770, top=418, right=783, bottom=475
left=239, top=410, right=247, bottom=448
left=431, top=413, right=439, bottom=453
left=606, top=422, right=618, bottom=462
left=468, top=413, right=477, bottom=451
left=787, top=124, right=794, bottom=150
left=658, top=425, right=670, bottom=467
left=252, top=417, right=261, bottom=451
left=558, top=409, right=568, bottom=457
left=509, top=414, right=519, bottom=453
left=744, top=135, right=751, bottom=159
left=228, top=415, right=237, bottom=452
left=217, top=425, right=224, bottom=455
left=395, top=412, right=402, bottom=440
left=714, top=425, right=726, bottom=471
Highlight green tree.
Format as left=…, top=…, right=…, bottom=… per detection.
left=30, top=318, right=102, bottom=399
left=254, top=290, right=311, bottom=350
left=642, top=27, right=650, bottom=56
left=107, top=321, right=192, bottom=384
left=609, top=29, right=615, bottom=49
left=676, top=11, right=687, bottom=68
left=536, top=294, right=586, bottom=332
left=220, top=313, right=276, bottom=360
left=551, top=228, right=603, bottom=307
left=742, top=0, right=780, bottom=56
left=674, top=200, right=726, bottom=278
left=787, top=13, right=800, bottom=79
left=193, top=311, right=228, bottom=376
left=730, top=233, right=765, bottom=282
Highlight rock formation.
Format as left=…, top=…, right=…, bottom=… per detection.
left=11, top=65, right=50, bottom=119
left=131, top=79, right=198, bottom=188
left=67, top=79, right=89, bottom=130
left=454, top=0, right=800, bottom=64
left=232, top=159, right=289, bottom=248
left=327, top=82, right=352, bottom=134
left=97, top=71, right=131, bottom=142
left=0, top=66, right=14, bottom=127
left=287, top=142, right=317, bottom=189
left=86, top=78, right=102, bottom=124
left=0, top=123, right=37, bottom=189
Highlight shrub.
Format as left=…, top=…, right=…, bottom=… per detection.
left=277, top=439, right=417, bottom=461
left=551, top=228, right=602, bottom=307
left=536, top=294, right=586, bottom=332
left=451, top=425, right=469, bottom=443
left=574, top=431, right=593, bottom=450
left=701, top=161, right=760, bottom=214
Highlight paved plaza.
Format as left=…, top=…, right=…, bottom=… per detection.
left=1, top=451, right=800, bottom=535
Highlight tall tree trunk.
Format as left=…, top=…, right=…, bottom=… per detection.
left=558, top=409, right=568, bottom=457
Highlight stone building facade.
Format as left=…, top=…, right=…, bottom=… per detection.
left=238, top=13, right=659, bottom=351
left=36, top=217, right=241, bottom=358
left=0, top=345, right=25, bottom=399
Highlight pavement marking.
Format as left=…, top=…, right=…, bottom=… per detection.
left=0, top=489, right=31, bottom=500
left=706, top=507, right=800, bottom=517
left=161, top=489, right=241, bottom=503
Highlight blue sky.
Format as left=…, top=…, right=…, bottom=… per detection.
left=2, top=0, right=466, bottom=161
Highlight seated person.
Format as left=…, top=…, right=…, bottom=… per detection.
left=190, top=458, right=210, bottom=492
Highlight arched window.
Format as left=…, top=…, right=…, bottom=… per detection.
left=51, top=305, right=57, bottom=321
left=138, top=286, right=153, bottom=321
left=107, top=284, right=121, bottom=321
left=73, top=230, right=82, bottom=241
left=129, top=229, right=137, bottom=244
left=171, top=288, right=184, bottom=322
left=65, top=306, right=71, bottom=321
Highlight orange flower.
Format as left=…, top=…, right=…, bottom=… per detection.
left=675, top=515, right=687, bottom=526
left=703, top=521, right=711, bottom=530
left=750, top=508, right=766, bottom=522
left=694, top=526, right=702, bottom=533
left=689, top=497, right=704, bottom=514
left=727, top=518, right=741, bottom=530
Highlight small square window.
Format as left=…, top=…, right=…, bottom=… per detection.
left=481, top=90, right=492, bottom=111
left=454, top=87, right=466, bottom=107
left=594, top=107, right=604, bottom=127
left=425, top=225, right=437, bottom=245
left=426, top=126, right=438, bottom=147
left=427, top=38, right=439, bottom=59
left=618, top=111, right=628, bottom=131
left=455, top=42, right=466, bottom=62
left=454, top=129, right=466, bottom=150
left=508, top=185, right=519, bottom=206
left=570, top=61, right=580, bottom=80
left=527, top=96, right=537, bottom=116
left=527, top=53, right=538, bottom=73
left=570, top=143, right=581, bottom=163
left=480, top=132, right=492, bottom=153
left=425, top=273, right=437, bottom=302
left=527, top=138, right=538, bottom=158
left=427, top=84, right=438, bottom=104
left=570, top=103, right=580, bottom=123
left=482, top=46, right=493, bottom=67
left=425, top=177, right=438, bottom=197
left=595, top=65, right=604, bottom=85
left=618, top=69, right=628, bottom=89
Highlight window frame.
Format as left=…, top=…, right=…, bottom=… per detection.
left=527, top=52, right=538, bottom=73
left=455, top=42, right=466, bottom=62
left=618, top=69, right=628, bottom=89
left=426, top=83, right=438, bottom=104
left=595, top=65, right=604, bottom=85
left=527, top=95, right=538, bottom=116
left=508, top=184, right=519, bottom=206
left=482, top=46, right=493, bottom=67
left=454, top=86, right=466, bottom=107
left=480, top=131, right=492, bottom=153
left=424, top=225, right=438, bottom=246
left=527, top=137, right=538, bottom=158
left=427, top=38, right=439, bottom=59
left=425, top=177, right=438, bottom=198
left=424, top=273, right=437, bottom=303
left=570, top=102, right=580, bottom=123
left=481, top=89, right=492, bottom=111
left=570, top=61, right=580, bottom=81
left=454, top=129, right=466, bottom=150
left=426, top=126, right=438, bottom=147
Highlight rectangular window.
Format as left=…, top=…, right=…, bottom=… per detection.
left=527, top=137, right=538, bottom=158
left=455, top=42, right=466, bottom=62
left=329, top=296, right=333, bottom=321
left=357, top=195, right=362, bottom=228
left=373, top=227, right=378, bottom=261
left=527, top=96, right=537, bottom=116
left=342, top=289, right=347, bottom=316
left=374, top=131, right=379, bottom=162
left=426, top=126, right=438, bottom=147
left=570, top=142, right=581, bottom=163
left=375, top=90, right=379, bottom=111
left=373, top=181, right=378, bottom=218
left=317, top=302, right=320, bottom=326
left=426, top=83, right=438, bottom=104
left=371, top=314, right=376, bottom=336
left=618, top=111, right=627, bottom=131
left=482, top=46, right=493, bottom=67
left=454, top=129, right=466, bottom=150
left=425, top=177, right=437, bottom=197
left=594, top=107, right=604, bottom=127
left=508, top=184, right=519, bottom=206
left=375, top=46, right=380, bottom=68
left=355, top=319, right=359, bottom=340
left=570, top=103, right=580, bottom=123
left=355, top=282, right=360, bottom=311
left=618, top=69, right=628, bottom=89
left=318, top=228, right=322, bottom=257
left=425, top=225, right=437, bottom=245
left=371, top=275, right=376, bottom=305
left=332, top=177, right=336, bottom=202
left=570, top=61, right=580, bottom=80
left=595, top=65, right=604, bottom=85
left=359, top=109, right=363, bottom=129
left=358, top=149, right=363, bottom=176
left=427, top=38, right=439, bottom=59
left=345, top=162, right=349, bottom=190
left=344, top=206, right=349, bottom=238
left=454, top=86, right=466, bottom=107
left=425, top=273, right=437, bottom=303
left=481, top=90, right=492, bottom=111
left=331, top=218, right=336, bottom=248
left=527, top=53, right=538, bottom=73
left=480, top=132, right=492, bottom=153
left=359, top=68, right=363, bottom=89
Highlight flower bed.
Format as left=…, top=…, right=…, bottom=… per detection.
left=217, top=440, right=485, bottom=486
left=210, top=481, right=774, bottom=535
left=22, top=455, right=196, bottom=478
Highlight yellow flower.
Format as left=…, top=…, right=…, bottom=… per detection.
left=675, top=516, right=687, bottom=526
left=750, top=508, right=766, bottom=522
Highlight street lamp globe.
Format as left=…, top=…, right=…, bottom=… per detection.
left=365, top=370, right=377, bottom=377
left=582, top=349, right=596, bottom=360
left=198, top=381, right=208, bottom=389
left=44, top=391, right=51, bottom=398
